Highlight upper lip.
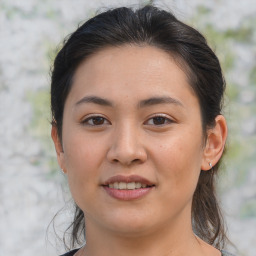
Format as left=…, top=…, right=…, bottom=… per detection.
left=102, top=175, right=155, bottom=186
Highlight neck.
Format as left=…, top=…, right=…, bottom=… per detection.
left=82, top=214, right=207, bottom=256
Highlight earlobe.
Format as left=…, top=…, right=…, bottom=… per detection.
left=51, top=125, right=66, bottom=172
left=201, top=115, right=228, bottom=171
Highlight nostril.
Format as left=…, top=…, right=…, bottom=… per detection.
left=107, top=145, right=147, bottom=165
left=112, top=158, right=139, bottom=163
left=111, top=158, right=142, bottom=165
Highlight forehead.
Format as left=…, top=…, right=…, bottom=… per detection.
left=74, top=45, right=187, bottom=80
left=68, top=45, right=197, bottom=107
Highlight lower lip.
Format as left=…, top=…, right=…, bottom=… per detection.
left=103, top=186, right=154, bottom=200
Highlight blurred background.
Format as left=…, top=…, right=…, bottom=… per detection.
left=0, top=0, right=255, bottom=255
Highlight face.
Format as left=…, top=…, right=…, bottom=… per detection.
left=54, top=45, right=209, bottom=237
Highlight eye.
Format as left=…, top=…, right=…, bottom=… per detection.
left=145, top=115, right=174, bottom=126
left=81, top=115, right=110, bottom=126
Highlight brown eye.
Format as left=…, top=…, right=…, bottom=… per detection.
left=82, top=116, right=110, bottom=126
left=152, top=116, right=167, bottom=125
left=91, top=117, right=105, bottom=125
left=145, top=115, right=173, bottom=126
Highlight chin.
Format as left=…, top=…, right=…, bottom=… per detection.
left=100, top=211, right=157, bottom=237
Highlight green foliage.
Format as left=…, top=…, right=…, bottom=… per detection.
left=249, top=65, right=256, bottom=86
left=190, top=8, right=236, bottom=74
left=0, top=68, right=7, bottom=92
left=240, top=200, right=256, bottom=219
left=143, top=0, right=155, bottom=4
left=224, top=26, right=253, bottom=42
left=27, top=89, right=59, bottom=175
left=27, top=89, right=51, bottom=137
left=44, top=39, right=60, bottom=69
left=197, top=24, right=236, bottom=73
left=226, top=82, right=239, bottom=102
left=196, top=5, right=211, bottom=15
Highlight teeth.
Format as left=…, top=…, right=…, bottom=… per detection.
left=135, top=182, right=141, bottom=189
left=127, top=182, right=135, bottom=190
left=119, top=182, right=127, bottom=189
left=108, top=182, right=149, bottom=190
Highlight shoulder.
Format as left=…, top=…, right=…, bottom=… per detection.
left=59, top=249, right=79, bottom=256
left=221, top=250, right=236, bottom=256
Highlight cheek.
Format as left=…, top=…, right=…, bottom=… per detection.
left=62, top=133, right=106, bottom=203
left=151, top=132, right=203, bottom=187
left=64, top=132, right=105, bottom=172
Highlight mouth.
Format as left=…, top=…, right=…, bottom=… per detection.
left=102, top=175, right=155, bottom=200
left=104, top=182, right=154, bottom=190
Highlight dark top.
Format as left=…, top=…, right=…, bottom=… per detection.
left=60, top=248, right=235, bottom=256
left=60, top=249, right=79, bottom=256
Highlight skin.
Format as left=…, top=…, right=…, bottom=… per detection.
left=52, top=45, right=227, bottom=256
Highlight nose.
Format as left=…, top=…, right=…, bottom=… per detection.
left=106, top=123, right=147, bottom=166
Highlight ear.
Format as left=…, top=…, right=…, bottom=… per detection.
left=201, top=115, right=228, bottom=171
left=51, top=125, right=67, bottom=173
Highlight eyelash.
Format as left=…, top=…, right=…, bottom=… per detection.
left=81, top=115, right=111, bottom=126
left=81, top=114, right=174, bottom=127
left=144, top=114, right=174, bottom=126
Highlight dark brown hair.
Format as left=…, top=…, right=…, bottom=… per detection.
left=51, top=4, right=227, bottom=250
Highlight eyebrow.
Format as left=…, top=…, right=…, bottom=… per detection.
left=75, top=95, right=184, bottom=108
left=75, top=96, right=113, bottom=107
left=138, top=96, right=184, bottom=108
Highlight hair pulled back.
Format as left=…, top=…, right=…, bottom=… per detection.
left=51, top=4, right=227, bottom=250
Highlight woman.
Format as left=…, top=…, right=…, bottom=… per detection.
left=51, top=5, right=234, bottom=256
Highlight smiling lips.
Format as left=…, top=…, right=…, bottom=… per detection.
left=102, top=175, right=155, bottom=200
